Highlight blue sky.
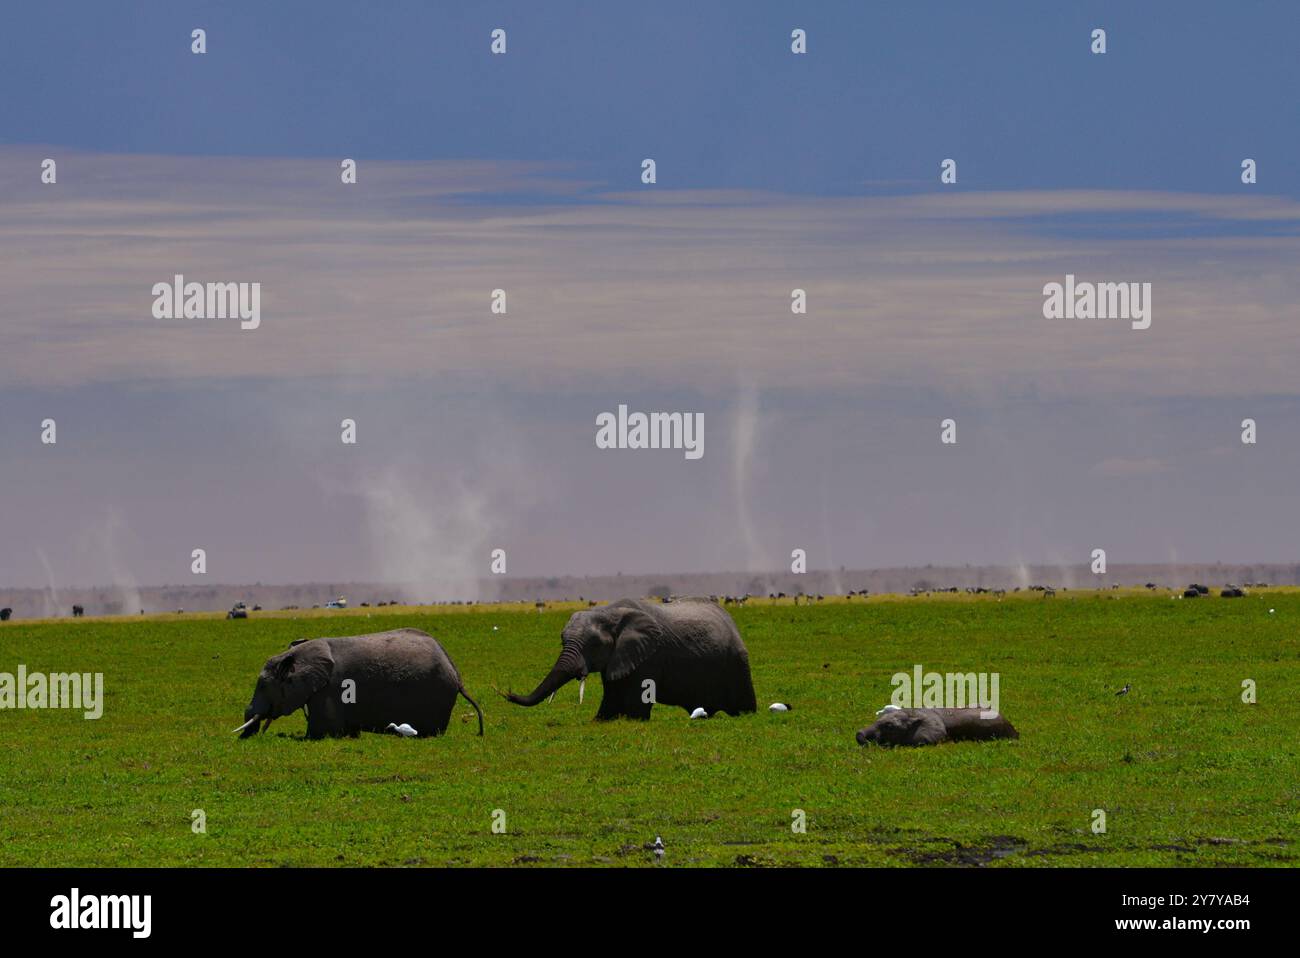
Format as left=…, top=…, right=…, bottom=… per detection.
left=1, top=2, right=1298, bottom=593
left=5, top=1, right=1297, bottom=198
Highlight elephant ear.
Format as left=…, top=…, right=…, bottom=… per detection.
left=879, top=713, right=919, bottom=744
left=605, top=606, right=668, bottom=682
left=909, top=712, right=947, bottom=745
left=273, top=643, right=334, bottom=714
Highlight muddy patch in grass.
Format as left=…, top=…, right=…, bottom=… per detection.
left=903, top=835, right=1029, bottom=866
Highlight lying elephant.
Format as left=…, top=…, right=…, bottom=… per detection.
left=856, top=708, right=1019, bottom=746
left=502, top=597, right=757, bottom=720
left=235, top=629, right=483, bottom=739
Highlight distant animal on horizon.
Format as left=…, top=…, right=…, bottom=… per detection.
left=856, top=708, right=1019, bottom=747
left=0, top=608, right=11, bottom=621
left=500, top=597, right=756, bottom=720
left=72, top=605, right=84, bottom=618
left=234, top=629, right=484, bottom=739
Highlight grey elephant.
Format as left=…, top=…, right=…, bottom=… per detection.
left=856, top=708, right=1019, bottom=746
left=502, top=597, right=757, bottom=720
left=235, top=629, right=483, bottom=739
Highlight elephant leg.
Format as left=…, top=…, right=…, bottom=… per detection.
left=623, top=675, right=654, bottom=720
left=624, top=691, right=653, bottom=721
left=736, top=676, right=757, bottom=714
left=596, top=678, right=652, bottom=720
left=680, top=665, right=753, bottom=717
left=420, top=705, right=452, bottom=736
left=306, top=690, right=343, bottom=738
left=594, top=688, right=624, bottom=721
left=430, top=691, right=459, bottom=735
left=726, top=658, right=758, bottom=715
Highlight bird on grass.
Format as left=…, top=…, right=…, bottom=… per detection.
left=653, top=836, right=665, bottom=864
left=1115, top=684, right=1131, bottom=697
left=385, top=722, right=418, bottom=737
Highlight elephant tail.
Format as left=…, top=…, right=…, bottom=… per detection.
left=459, top=686, right=485, bottom=736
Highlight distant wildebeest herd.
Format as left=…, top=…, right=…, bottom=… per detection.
left=0, top=579, right=1266, bottom=622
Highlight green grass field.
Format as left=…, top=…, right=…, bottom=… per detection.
left=1, top=591, right=1296, bottom=867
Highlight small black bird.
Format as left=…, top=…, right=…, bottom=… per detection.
left=1115, top=683, right=1131, bottom=697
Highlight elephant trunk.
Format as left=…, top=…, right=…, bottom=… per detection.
left=236, top=694, right=271, bottom=737
left=506, top=644, right=585, bottom=706
left=235, top=713, right=262, bottom=737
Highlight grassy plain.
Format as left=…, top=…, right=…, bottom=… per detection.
left=1, top=590, right=1296, bottom=866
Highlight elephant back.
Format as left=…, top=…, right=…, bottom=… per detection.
left=651, top=597, right=743, bottom=640
left=323, top=629, right=459, bottom=683
left=937, top=708, right=1019, bottom=741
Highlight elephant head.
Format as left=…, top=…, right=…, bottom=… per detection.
left=855, top=708, right=946, bottom=746
left=503, top=602, right=663, bottom=707
left=235, top=641, right=335, bottom=737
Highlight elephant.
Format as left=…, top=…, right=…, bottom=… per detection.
left=501, top=597, right=757, bottom=720
left=856, top=708, right=1019, bottom=747
left=235, top=629, right=483, bottom=739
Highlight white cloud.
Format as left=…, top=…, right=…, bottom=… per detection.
left=2, top=148, right=1298, bottom=401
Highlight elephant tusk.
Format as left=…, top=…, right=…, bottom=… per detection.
left=578, top=677, right=586, bottom=705
left=547, top=692, right=555, bottom=704
left=232, top=715, right=261, bottom=735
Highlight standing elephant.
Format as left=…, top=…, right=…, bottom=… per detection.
left=234, top=629, right=483, bottom=739
left=502, top=597, right=757, bottom=720
left=856, top=708, right=1019, bottom=746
